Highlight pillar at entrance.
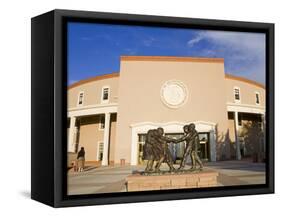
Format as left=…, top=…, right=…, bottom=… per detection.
left=68, top=116, right=76, bottom=153
left=102, top=113, right=111, bottom=166
left=234, top=111, right=241, bottom=160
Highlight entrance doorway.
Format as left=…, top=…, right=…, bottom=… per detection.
left=165, top=133, right=184, bottom=164
left=137, top=134, right=146, bottom=165
left=137, top=133, right=185, bottom=165
left=198, top=133, right=210, bottom=161
left=137, top=132, right=210, bottom=165
left=165, top=133, right=210, bottom=163
left=131, top=121, right=217, bottom=165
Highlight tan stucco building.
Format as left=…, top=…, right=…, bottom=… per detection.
left=67, top=56, right=265, bottom=166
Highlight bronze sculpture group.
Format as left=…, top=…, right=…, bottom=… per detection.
left=143, top=123, right=203, bottom=173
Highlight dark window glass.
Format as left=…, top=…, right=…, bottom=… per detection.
left=234, top=88, right=240, bottom=100
left=256, top=93, right=260, bottom=104
left=103, top=88, right=109, bottom=100
left=78, top=93, right=83, bottom=105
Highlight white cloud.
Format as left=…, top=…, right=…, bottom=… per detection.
left=187, top=34, right=203, bottom=47
left=187, top=30, right=266, bottom=83
left=204, top=31, right=264, bottom=54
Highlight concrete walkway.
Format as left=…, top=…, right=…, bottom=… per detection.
left=67, top=160, right=265, bottom=195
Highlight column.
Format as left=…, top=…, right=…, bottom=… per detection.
left=261, top=114, right=265, bottom=131
left=234, top=111, right=241, bottom=160
left=209, top=130, right=216, bottom=162
left=68, top=116, right=76, bottom=153
left=261, top=113, right=266, bottom=156
left=102, top=113, right=111, bottom=166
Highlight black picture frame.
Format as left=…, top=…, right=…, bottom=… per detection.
left=31, top=9, right=274, bottom=207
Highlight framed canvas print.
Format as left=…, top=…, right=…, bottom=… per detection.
left=31, top=9, right=274, bottom=207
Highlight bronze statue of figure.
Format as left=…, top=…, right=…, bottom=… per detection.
left=154, top=127, right=175, bottom=172
left=143, top=123, right=203, bottom=174
left=142, top=129, right=156, bottom=172
left=143, top=128, right=175, bottom=173
left=173, top=124, right=203, bottom=171
left=142, top=129, right=162, bottom=172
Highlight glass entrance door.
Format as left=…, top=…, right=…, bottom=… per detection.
left=137, top=133, right=185, bottom=165
left=137, top=132, right=210, bottom=165
left=137, top=134, right=146, bottom=165
left=165, top=133, right=185, bottom=164
left=198, top=133, right=210, bottom=161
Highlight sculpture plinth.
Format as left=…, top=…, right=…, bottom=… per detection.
left=126, top=170, right=219, bottom=192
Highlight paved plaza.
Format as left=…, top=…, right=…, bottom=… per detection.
left=67, top=160, right=266, bottom=195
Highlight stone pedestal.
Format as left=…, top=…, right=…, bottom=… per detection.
left=126, top=170, right=219, bottom=192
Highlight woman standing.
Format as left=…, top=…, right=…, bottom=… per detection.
left=77, top=147, right=85, bottom=172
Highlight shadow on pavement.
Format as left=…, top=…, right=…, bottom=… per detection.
left=205, top=161, right=265, bottom=172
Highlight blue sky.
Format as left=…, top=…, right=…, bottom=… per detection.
left=68, top=22, right=265, bottom=85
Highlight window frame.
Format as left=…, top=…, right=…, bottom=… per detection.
left=255, top=91, right=260, bottom=105
left=233, top=86, right=241, bottom=103
left=77, top=91, right=85, bottom=106
left=101, top=86, right=110, bottom=103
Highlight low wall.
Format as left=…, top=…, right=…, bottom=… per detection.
left=126, top=170, right=219, bottom=192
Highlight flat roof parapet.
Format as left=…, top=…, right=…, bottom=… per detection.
left=120, top=55, right=224, bottom=63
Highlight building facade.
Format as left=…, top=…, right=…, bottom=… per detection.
left=67, top=56, right=265, bottom=166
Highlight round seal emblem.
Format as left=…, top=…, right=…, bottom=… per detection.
left=160, top=80, right=188, bottom=108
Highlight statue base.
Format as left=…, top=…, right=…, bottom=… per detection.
left=126, top=170, right=219, bottom=192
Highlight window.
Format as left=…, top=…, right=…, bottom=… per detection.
left=255, top=92, right=260, bottom=105
left=77, top=92, right=84, bottom=106
left=101, top=86, right=110, bottom=103
left=234, top=87, right=240, bottom=102
left=99, top=115, right=105, bottom=130
left=97, top=142, right=104, bottom=161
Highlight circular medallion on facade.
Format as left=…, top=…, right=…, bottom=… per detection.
left=160, top=80, right=188, bottom=108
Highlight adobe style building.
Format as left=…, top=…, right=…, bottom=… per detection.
left=67, top=56, right=265, bottom=166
